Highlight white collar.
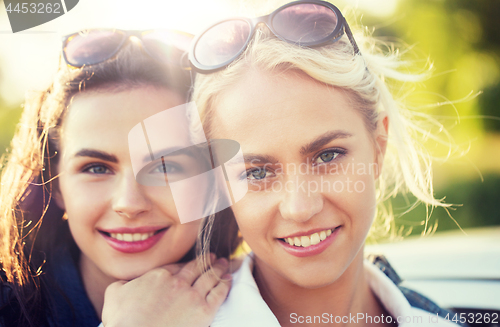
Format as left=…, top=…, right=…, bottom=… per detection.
left=211, top=254, right=281, bottom=327
left=212, top=254, right=459, bottom=327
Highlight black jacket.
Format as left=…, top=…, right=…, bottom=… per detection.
left=0, top=245, right=100, bottom=327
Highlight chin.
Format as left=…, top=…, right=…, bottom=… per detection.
left=107, top=265, right=151, bottom=281
left=294, top=278, right=336, bottom=289
left=285, top=269, right=343, bottom=289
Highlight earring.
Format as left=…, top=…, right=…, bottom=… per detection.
left=62, top=212, right=68, bottom=221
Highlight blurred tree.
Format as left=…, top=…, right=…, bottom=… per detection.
left=446, top=0, right=500, bottom=53
left=360, top=0, right=500, bottom=135
left=0, top=105, right=22, bottom=158
left=479, top=81, right=500, bottom=132
left=354, top=0, right=500, bottom=236
left=444, top=0, right=500, bottom=133
left=0, top=64, right=23, bottom=160
left=392, top=174, right=500, bottom=236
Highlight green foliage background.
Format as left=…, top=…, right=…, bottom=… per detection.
left=356, top=0, right=500, bottom=236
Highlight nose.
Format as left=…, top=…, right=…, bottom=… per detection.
left=279, top=175, right=324, bottom=223
left=112, top=172, right=151, bottom=219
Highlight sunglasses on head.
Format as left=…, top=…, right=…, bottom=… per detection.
left=189, top=0, right=360, bottom=74
left=62, top=29, right=193, bottom=68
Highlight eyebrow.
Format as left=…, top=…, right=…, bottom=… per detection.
left=224, top=153, right=279, bottom=167
left=242, top=154, right=279, bottom=166
left=300, top=130, right=353, bottom=156
left=74, top=149, right=118, bottom=163
left=225, top=130, right=353, bottom=166
left=143, top=146, right=201, bottom=163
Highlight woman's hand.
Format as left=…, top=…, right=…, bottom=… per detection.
left=101, top=255, right=231, bottom=327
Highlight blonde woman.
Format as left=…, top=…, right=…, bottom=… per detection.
left=189, top=1, right=463, bottom=326
left=101, top=1, right=466, bottom=326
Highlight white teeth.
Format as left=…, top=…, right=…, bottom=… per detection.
left=301, top=236, right=311, bottom=247
left=109, top=232, right=154, bottom=242
left=284, top=228, right=336, bottom=248
left=310, top=233, right=320, bottom=245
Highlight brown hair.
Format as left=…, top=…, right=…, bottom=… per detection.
left=0, top=41, right=230, bottom=326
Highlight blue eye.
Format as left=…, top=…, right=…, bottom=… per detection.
left=246, top=167, right=271, bottom=180
left=314, top=149, right=345, bottom=164
left=83, top=164, right=111, bottom=174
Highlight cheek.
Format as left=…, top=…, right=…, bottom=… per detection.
left=180, top=222, right=201, bottom=244
left=164, top=222, right=201, bottom=261
left=323, top=159, right=378, bottom=229
left=58, top=175, right=112, bottom=232
left=62, top=180, right=109, bottom=210
left=145, top=186, right=177, bottom=212
left=231, top=192, right=279, bottom=247
left=64, top=197, right=104, bottom=241
left=351, top=176, right=377, bottom=229
left=344, top=177, right=377, bottom=237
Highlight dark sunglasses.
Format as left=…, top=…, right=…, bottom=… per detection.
left=62, top=29, right=193, bottom=68
left=189, top=0, right=360, bottom=73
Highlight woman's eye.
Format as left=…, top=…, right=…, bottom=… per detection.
left=83, top=164, right=111, bottom=174
left=314, top=149, right=344, bottom=164
left=246, top=167, right=271, bottom=180
left=149, top=162, right=177, bottom=174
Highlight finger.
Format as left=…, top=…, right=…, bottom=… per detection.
left=158, top=262, right=185, bottom=275
left=105, top=280, right=127, bottom=294
left=193, top=258, right=229, bottom=295
left=175, top=257, right=205, bottom=285
left=206, top=274, right=232, bottom=308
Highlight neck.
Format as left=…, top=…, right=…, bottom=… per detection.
left=254, top=250, right=391, bottom=327
left=79, top=254, right=117, bottom=319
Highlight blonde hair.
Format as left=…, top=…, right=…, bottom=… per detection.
left=193, top=23, right=451, bottom=244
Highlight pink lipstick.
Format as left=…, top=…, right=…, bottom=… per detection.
left=99, top=226, right=169, bottom=254
left=279, top=226, right=341, bottom=257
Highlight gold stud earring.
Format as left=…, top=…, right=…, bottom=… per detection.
left=62, top=212, right=68, bottom=221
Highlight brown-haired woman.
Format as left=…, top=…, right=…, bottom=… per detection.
left=0, top=29, right=232, bottom=327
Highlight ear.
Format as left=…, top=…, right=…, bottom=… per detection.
left=374, top=111, right=389, bottom=180
left=53, top=181, right=66, bottom=211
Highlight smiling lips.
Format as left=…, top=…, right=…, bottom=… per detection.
left=99, top=227, right=169, bottom=253
left=279, top=226, right=341, bottom=257
left=109, top=232, right=156, bottom=242
left=283, top=228, right=335, bottom=248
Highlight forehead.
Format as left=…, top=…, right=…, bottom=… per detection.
left=212, top=69, right=369, bottom=153
left=61, top=86, right=188, bottom=154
